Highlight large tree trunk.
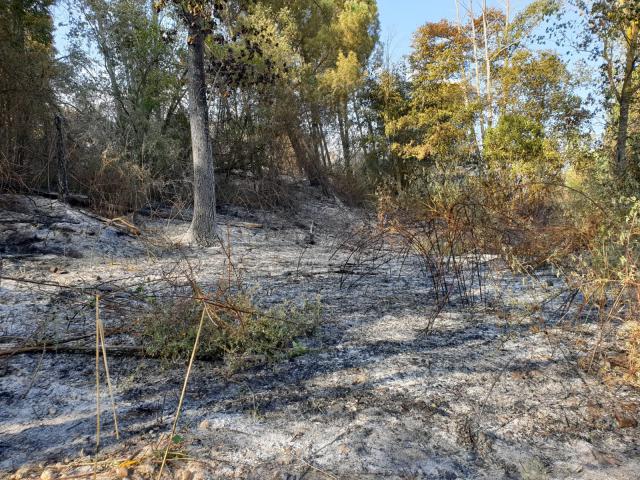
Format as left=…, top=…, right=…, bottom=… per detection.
left=185, top=27, right=217, bottom=246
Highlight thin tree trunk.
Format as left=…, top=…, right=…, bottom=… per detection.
left=455, top=0, right=481, bottom=157
left=469, top=0, right=485, bottom=141
left=616, top=90, right=632, bottom=178
left=337, top=101, right=351, bottom=170
left=287, top=124, right=325, bottom=188
left=499, top=0, right=511, bottom=117
left=185, top=27, right=217, bottom=246
left=353, top=97, right=369, bottom=159
left=54, top=114, right=69, bottom=201
left=482, top=0, right=493, bottom=127
left=320, top=122, right=331, bottom=166
left=310, top=108, right=325, bottom=167
left=89, top=0, right=129, bottom=132
left=610, top=26, right=639, bottom=179
left=454, top=0, right=471, bottom=108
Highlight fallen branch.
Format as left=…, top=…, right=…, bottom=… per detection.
left=78, top=209, right=141, bottom=236
left=226, top=221, right=264, bottom=229
left=0, top=328, right=128, bottom=357
left=0, top=344, right=145, bottom=357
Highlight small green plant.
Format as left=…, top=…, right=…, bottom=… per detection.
left=138, top=293, right=321, bottom=367
left=289, top=340, right=309, bottom=358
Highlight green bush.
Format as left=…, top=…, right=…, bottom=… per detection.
left=138, top=294, right=321, bottom=367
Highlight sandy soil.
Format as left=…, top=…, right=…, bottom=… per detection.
left=1, top=189, right=639, bottom=480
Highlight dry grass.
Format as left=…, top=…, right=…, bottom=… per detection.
left=80, top=150, right=153, bottom=216
left=216, top=173, right=299, bottom=211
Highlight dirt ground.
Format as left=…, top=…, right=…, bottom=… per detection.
left=1, top=188, right=639, bottom=480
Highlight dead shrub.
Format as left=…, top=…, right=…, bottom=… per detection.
left=216, top=173, right=299, bottom=211
left=371, top=170, right=640, bottom=385
left=623, top=321, right=640, bottom=387
left=329, top=169, right=374, bottom=207
left=75, top=148, right=153, bottom=216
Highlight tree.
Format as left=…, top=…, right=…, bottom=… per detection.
left=70, top=0, right=186, bottom=169
left=484, top=113, right=562, bottom=182
left=456, top=0, right=559, bottom=150
left=154, top=0, right=220, bottom=245
left=0, top=0, right=55, bottom=187
left=384, top=20, right=476, bottom=167
left=260, top=0, right=379, bottom=181
left=497, top=50, right=588, bottom=140
left=324, top=0, right=379, bottom=170
left=321, top=50, right=364, bottom=170
left=573, top=0, right=640, bottom=178
left=596, top=0, right=640, bottom=178
left=184, top=6, right=216, bottom=245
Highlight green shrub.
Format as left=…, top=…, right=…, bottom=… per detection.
left=138, top=294, right=321, bottom=367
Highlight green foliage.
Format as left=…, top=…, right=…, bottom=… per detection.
left=365, top=1, right=584, bottom=188
left=64, top=0, right=188, bottom=171
left=384, top=20, right=476, bottom=166
left=321, top=50, right=364, bottom=100
left=484, top=114, right=562, bottom=181
left=0, top=0, right=55, bottom=186
left=139, top=294, right=322, bottom=366
left=498, top=50, right=587, bottom=136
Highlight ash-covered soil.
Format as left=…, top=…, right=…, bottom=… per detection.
left=1, top=187, right=639, bottom=480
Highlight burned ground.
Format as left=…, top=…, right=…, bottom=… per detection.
left=1, top=190, right=639, bottom=480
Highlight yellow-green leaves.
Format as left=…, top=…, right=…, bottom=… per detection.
left=320, top=50, right=363, bottom=99
left=335, top=0, right=378, bottom=62
left=383, top=19, right=476, bottom=163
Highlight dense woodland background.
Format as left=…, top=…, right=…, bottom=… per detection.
left=1, top=0, right=640, bottom=384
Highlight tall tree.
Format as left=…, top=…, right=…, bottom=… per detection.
left=571, top=0, right=640, bottom=178
left=595, top=0, right=640, bottom=178
left=71, top=0, right=185, bottom=168
left=184, top=6, right=216, bottom=245
left=262, top=0, right=379, bottom=180
left=154, top=0, right=220, bottom=245
left=384, top=20, right=476, bottom=166
left=0, top=0, right=55, bottom=187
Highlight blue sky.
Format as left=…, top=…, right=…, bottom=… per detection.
left=53, top=1, right=536, bottom=62
left=377, top=0, right=532, bottom=62
left=377, top=1, right=604, bottom=133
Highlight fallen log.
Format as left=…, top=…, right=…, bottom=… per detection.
left=28, top=189, right=90, bottom=207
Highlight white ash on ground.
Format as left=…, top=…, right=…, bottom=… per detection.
left=0, top=190, right=639, bottom=479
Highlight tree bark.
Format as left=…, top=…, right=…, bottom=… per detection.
left=615, top=90, right=632, bottom=178
left=287, top=124, right=324, bottom=188
left=185, top=27, right=217, bottom=246
left=337, top=101, right=351, bottom=171
left=54, top=114, right=69, bottom=201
